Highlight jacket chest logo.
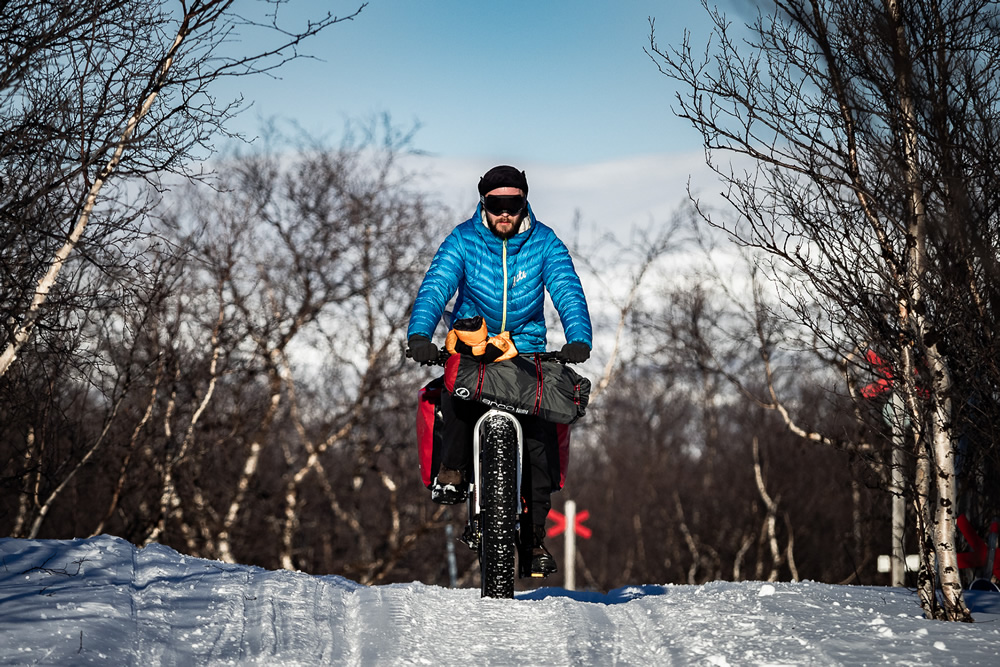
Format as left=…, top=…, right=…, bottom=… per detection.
left=510, top=269, right=527, bottom=287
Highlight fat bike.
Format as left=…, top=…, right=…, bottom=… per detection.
left=413, top=350, right=564, bottom=599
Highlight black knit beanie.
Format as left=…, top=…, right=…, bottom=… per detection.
left=477, top=165, right=528, bottom=196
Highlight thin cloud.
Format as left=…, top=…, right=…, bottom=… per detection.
left=402, top=151, right=725, bottom=238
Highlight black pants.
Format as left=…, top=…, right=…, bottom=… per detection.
left=439, top=390, right=560, bottom=529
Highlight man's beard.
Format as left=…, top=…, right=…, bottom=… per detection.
left=488, top=214, right=523, bottom=239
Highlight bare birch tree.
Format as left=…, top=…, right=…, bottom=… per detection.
left=132, top=123, right=448, bottom=577
left=647, top=0, right=1000, bottom=621
left=0, top=0, right=365, bottom=379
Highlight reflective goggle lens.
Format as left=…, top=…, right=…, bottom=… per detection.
left=483, top=195, right=525, bottom=215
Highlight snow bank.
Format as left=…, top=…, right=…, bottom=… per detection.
left=2, top=535, right=999, bottom=665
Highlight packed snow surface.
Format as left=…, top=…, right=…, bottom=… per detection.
left=1, top=535, right=999, bottom=665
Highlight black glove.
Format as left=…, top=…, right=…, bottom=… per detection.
left=559, top=341, right=590, bottom=363
left=407, top=334, right=438, bottom=363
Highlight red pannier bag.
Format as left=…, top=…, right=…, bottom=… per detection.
left=416, top=376, right=445, bottom=489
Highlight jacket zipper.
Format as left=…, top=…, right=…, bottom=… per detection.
left=501, top=239, right=508, bottom=332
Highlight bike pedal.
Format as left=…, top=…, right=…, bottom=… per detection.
left=459, top=522, right=480, bottom=551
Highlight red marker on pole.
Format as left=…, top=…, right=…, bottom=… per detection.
left=547, top=501, right=591, bottom=591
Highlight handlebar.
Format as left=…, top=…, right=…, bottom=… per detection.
left=406, top=348, right=567, bottom=367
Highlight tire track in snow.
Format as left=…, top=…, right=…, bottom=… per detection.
left=605, top=596, right=673, bottom=664
left=235, top=567, right=252, bottom=662
left=622, top=582, right=841, bottom=666
left=348, top=584, right=422, bottom=664
left=131, top=544, right=248, bottom=664
left=347, top=583, right=677, bottom=665
left=346, top=582, right=573, bottom=665
left=345, top=582, right=503, bottom=664
left=342, top=582, right=363, bottom=663
left=239, top=570, right=355, bottom=664
left=129, top=535, right=140, bottom=661
left=543, top=595, right=643, bottom=665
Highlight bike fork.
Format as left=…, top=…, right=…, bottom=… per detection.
left=459, top=410, right=524, bottom=552
left=472, top=410, right=523, bottom=517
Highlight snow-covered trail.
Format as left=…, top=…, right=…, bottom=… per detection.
left=2, top=535, right=999, bottom=665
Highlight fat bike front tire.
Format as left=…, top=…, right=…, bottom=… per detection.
left=479, top=413, right=518, bottom=598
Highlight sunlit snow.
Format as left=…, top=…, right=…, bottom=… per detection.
left=2, top=535, right=999, bottom=665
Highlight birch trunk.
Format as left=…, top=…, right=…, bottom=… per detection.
left=10, top=427, right=37, bottom=537
left=912, top=448, right=940, bottom=618
left=216, top=380, right=282, bottom=564
left=145, top=303, right=223, bottom=546
left=886, top=0, right=971, bottom=622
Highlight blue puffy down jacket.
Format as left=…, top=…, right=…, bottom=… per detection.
left=407, top=203, right=592, bottom=353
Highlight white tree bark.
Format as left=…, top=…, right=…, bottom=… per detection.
left=146, top=301, right=224, bottom=546
left=0, top=17, right=192, bottom=379
left=886, top=0, right=970, bottom=622
left=753, top=437, right=796, bottom=582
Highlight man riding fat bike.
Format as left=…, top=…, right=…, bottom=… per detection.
left=406, top=165, right=593, bottom=577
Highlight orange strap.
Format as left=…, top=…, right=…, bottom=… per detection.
left=445, top=319, right=518, bottom=362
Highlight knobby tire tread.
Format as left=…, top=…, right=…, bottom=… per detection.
left=479, top=414, right=518, bottom=598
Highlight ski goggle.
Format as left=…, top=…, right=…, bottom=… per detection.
left=482, top=194, right=526, bottom=216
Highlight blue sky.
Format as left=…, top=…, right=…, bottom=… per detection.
left=220, top=1, right=745, bottom=163
left=215, top=1, right=746, bottom=231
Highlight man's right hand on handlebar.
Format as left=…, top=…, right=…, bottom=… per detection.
left=407, top=334, right=439, bottom=363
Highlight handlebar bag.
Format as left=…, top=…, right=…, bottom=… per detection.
left=442, top=353, right=591, bottom=425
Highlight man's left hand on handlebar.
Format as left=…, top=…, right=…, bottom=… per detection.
left=558, top=341, right=590, bottom=363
